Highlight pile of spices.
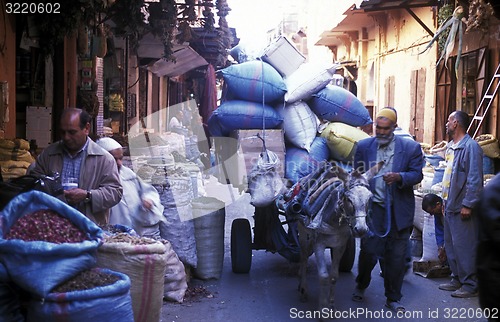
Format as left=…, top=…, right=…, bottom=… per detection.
left=4, top=209, right=88, bottom=243
left=52, top=268, right=120, bottom=293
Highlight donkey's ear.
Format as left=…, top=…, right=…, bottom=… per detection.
left=331, top=164, right=349, bottom=182
left=362, top=161, right=385, bottom=181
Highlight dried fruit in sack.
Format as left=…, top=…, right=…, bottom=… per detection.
left=4, top=209, right=88, bottom=243
left=103, top=232, right=158, bottom=245
left=52, top=268, right=120, bottom=293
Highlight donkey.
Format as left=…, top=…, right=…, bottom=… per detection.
left=280, top=161, right=383, bottom=316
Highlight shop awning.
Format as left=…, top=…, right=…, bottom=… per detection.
left=147, top=46, right=208, bottom=77
left=358, top=0, right=438, bottom=12
left=137, top=33, right=208, bottom=77
left=315, top=4, right=374, bottom=47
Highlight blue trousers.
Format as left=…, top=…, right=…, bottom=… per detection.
left=355, top=203, right=411, bottom=302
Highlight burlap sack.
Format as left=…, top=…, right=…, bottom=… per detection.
left=96, top=236, right=168, bottom=322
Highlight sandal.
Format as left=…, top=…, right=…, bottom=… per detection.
left=352, top=288, right=365, bottom=302
left=385, top=300, right=405, bottom=313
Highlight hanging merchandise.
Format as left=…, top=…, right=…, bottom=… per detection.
left=248, top=134, right=285, bottom=207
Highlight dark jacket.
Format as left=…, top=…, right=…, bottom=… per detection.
left=354, top=135, right=424, bottom=230
left=477, top=173, right=500, bottom=312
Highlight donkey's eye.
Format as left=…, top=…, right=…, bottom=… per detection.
left=344, top=199, right=354, bottom=212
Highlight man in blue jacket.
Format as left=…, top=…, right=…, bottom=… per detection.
left=476, top=173, right=500, bottom=318
left=351, top=107, right=423, bottom=313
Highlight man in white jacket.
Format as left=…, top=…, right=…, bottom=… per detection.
left=96, top=137, right=164, bottom=238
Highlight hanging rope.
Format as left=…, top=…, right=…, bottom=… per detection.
left=259, top=59, right=266, bottom=147
left=367, top=176, right=392, bottom=238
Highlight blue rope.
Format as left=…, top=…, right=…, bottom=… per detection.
left=368, top=180, right=392, bottom=238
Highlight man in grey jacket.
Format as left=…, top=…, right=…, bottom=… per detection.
left=439, top=110, right=483, bottom=298
left=30, top=108, right=122, bottom=225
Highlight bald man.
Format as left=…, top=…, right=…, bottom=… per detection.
left=30, top=108, right=122, bottom=225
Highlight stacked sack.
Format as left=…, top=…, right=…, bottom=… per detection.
left=209, top=59, right=287, bottom=206
left=0, top=138, right=34, bottom=181
left=0, top=190, right=135, bottom=321
left=210, top=36, right=373, bottom=191
left=283, top=62, right=372, bottom=183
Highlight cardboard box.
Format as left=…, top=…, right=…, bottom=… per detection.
left=214, top=129, right=285, bottom=188
left=261, top=36, right=306, bottom=77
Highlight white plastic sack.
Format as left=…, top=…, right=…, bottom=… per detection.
left=248, top=150, right=284, bottom=207
left=420, top=213, right=439, bottom=262
left=162, top=240, right=188, bottom=303
left=279, top=101, right=319, bottom=151
left=284, top=63, right=339, bottom=103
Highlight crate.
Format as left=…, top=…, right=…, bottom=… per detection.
left=214, top=129, right=285, bottom=188
left=261, top=36, right=306, bottom=78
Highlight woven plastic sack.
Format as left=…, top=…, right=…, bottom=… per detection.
left=159, top=203, right=197, bottom=268
left=248, top=150, right=285, bottom=207
left=309, top=85, right=372, bottom=127
left=0, top=138, right=34, bottom=163
left=285, top=137, right=329, bottom=184
left=221, top=60, right=286, bottom=103
left=0, top=262, right=24, bottom=322
left=162, top=239, right=188, bottom=303
left=420, top=213, right=439, bottom=262
left=320, top=122, right=370, bottom=162
left=27, top=268, right=134, bottom=322
left=278, top=101, right=319, bottom=151
left=0, top=191, right=103, bottom=297
left=208, top=100, right=283, bottom=137
left=309, top=137, right=331, bottom=162
left=0, top=160, right=31, bottom=181
left=284, top=62, right=338, bottom=103
left=96, top=236, right=168, bottom=322
left=192, top=197, right=226, bottom=280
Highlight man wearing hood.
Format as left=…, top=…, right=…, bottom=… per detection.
left=96, top=137, right=165, bottom=238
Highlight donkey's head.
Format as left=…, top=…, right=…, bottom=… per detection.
left=334, top=161, right=384, bottom=237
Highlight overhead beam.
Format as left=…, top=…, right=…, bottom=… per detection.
left=406, top=8, right=434, bottom=37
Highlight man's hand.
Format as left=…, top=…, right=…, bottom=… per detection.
left=64, top=188, right=87, bottom=205
left=142, top=198, right=153, bottom=211
left=461, top=206, right=472, bottom=220
left=383, top=172, right=401, bottom=185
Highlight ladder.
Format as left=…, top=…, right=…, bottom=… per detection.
left=467, top=62, right=500, bottom=139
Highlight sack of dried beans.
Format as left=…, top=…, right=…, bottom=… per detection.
left=27, top=267, right=134, bottom=322
left=0, top=190, right=103, bottom=297
left=97, top=231, right=168, bottom=322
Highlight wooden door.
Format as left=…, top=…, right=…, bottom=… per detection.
left=410, top=68, right=426, bottom=142
left=435, top=59, right=455, bottom=143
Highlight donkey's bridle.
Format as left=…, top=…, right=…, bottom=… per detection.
left=339, top=182, right=372, bottom=227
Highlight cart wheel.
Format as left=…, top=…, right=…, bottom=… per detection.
left=231, top=218, right=252, bottom=274
left=339, top=233, right=356, bottom=272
